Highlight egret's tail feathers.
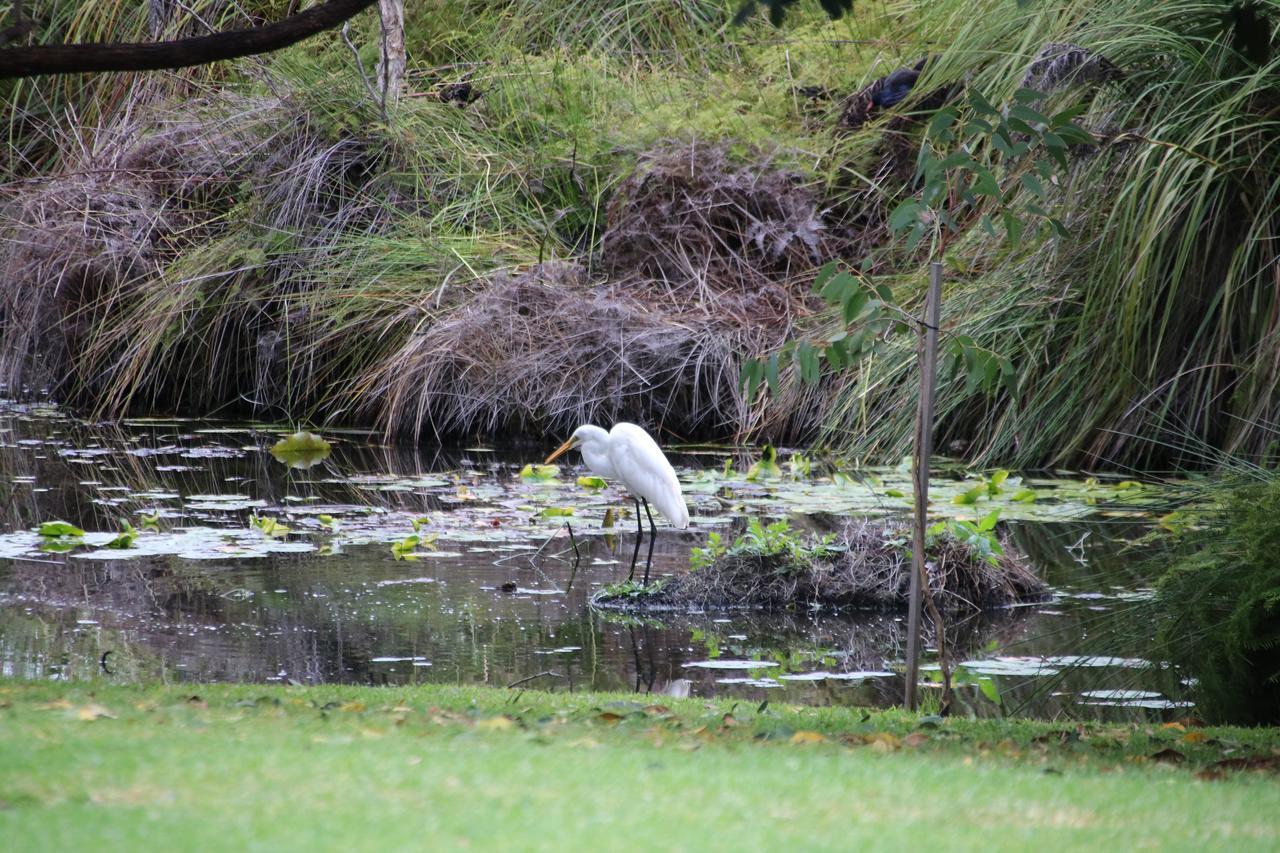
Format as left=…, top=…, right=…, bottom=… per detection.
left=650, top=493, right=690, bottom=530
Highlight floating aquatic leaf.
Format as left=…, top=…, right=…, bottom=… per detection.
left=714, top=678, right=780, bottom=688
left=519, top=463, right=560, bottom=482
left=271, top=431, right=331, bottom=454
left=270, top=432, right=332, bottom=469
left=824, top=671, right=895, bottom=681
left=684, top=660, right=780, bottom=670
left=391, top=533, right=437, bottom=560
left=370, top=656, right=431, bottom=664
left=538, top=507, right=575, bottom=518
left=38, top=520, right=84, bottom=538
left=576, top=476, right=607, bottom=489
left=958, top=658, right=1061, bottom=677
left=105, top=521, right=139, bottom=549
left=251, top=515, right=290, bottom=537
left=1041, top=656, right=1151, bottom=669
left=745, top=446, right=782, bottom=481
left=1079, top=689, right=1163, bottom=700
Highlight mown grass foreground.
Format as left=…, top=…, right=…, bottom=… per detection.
left=1, top=682, right=1278, bottom=850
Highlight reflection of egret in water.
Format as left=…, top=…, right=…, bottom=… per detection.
left=628, top=624, right=658, bottom=693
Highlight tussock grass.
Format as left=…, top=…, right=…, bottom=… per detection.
left=819, top=0, right=1280, bottom=467
left=3, top=0, right=1278, bottom=469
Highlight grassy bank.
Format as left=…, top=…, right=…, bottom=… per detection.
left=2, top=681, right=1279, bottom=850
left=3, top=0, right=1279, bottom=467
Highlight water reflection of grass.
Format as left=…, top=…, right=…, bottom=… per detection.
left=1, top=681, right=1278, bottom=850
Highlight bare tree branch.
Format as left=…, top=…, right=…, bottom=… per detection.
left=0, top=0, right=377, bottom=79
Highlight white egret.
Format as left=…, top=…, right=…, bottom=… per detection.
left=546, top=422, right=689, bottom=585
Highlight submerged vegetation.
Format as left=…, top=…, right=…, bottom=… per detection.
left=2, top=0, right=1279, bottom=468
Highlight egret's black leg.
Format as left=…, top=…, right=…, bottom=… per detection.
left=642, top=498, right=657, bottom=587
left=628, top=497, right=643, bottom=582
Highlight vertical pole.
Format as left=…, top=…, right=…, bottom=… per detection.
left=376, top=0, right=405, bottom=108
left=905, top=261, right=942, bottom=711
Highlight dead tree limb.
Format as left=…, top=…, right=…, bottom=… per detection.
left=0, top=0, right=377, bottom=79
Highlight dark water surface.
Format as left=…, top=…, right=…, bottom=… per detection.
left=0, top=402, right=1190, bottom=720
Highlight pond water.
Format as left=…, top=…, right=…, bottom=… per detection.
left=0, top=402, right=1193, bottom=720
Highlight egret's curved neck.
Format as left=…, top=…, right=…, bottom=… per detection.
left=573, top=425, right=617, bottom=479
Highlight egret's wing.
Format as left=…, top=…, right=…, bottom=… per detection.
left=609, top=425, right=689, bottom=529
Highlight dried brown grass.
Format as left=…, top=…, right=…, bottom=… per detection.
left=363, top=140, right=846, bottom=442
left=362, top=257, right=829, bottom=441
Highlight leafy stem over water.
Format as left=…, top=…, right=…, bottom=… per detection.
left=741, top=88, right=1093, bottom=405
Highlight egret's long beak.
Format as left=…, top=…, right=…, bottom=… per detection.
left=544, top=437, right=578, bottom=464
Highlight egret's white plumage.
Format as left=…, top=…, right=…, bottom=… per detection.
left=562, top=424, right=619, bottom=481
left=603, top=423, right=689, bottom=530
left=546, top=422, right=689, bottom=583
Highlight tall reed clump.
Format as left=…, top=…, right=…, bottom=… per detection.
left=0, top=0, right=860, bottom=438
left=816, top=0, right=1280, bottom=468
left=11, top=0, right=1278, bottom=469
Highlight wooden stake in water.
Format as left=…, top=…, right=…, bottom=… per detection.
left=905, top=261, right=942, bottom=711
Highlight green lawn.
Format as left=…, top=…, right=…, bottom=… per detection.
left=2, top=681, right=1278, bottom=851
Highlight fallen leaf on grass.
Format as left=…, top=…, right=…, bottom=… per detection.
left=904, top=732, right=929, bottom=748
left=77, top=704, right=115, bottom=721
left=721, top=713, right=738, bottom=728
left=339, top=701, right=366, bottom=713
left=790, top=731, right=826, bottom=745
left=1209, top=756, right=1280, bottom=774
left=1180, top=731, right=1209, bottom=745
left=996, top=739, right=1021, bottom=755
left=1151, top=748, right=1186, bottom=764
left=597, top=712, right=624, bottom=725
left=38, top=699, right=73, bottom=711
left=1032, top=729, right=1080, bottom=745
left=477, top=716, right=517, bottom=732
left=869, top=734, right=901, bottom=753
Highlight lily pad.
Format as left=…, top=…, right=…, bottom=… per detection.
left=38, top=521, right=85, bottom=538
